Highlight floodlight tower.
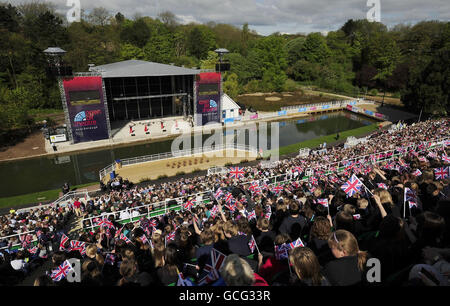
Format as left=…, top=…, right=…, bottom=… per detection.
left=214, top=48, right=230, bottom=124
left=43, top=47, right=73, bottom=143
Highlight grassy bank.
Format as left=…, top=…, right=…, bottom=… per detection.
left=276, top=123, right=379, bottom=156
left=0, top=182, right=99, bottom=209
left=238, top=91, right=335, bottom=112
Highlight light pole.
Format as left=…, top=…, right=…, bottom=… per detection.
left=43, top=47, right=73, bottom=143
left=214, top=48, right=230, bottom=124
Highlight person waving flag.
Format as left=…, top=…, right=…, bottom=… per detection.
left=341, top=174, right=363, bottom=197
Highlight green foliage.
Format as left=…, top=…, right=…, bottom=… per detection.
left=200, top=51, right=219, bottom=70
left=187, top=26, right=216, bottom=60
left=369, top=89, right=379, bottom=96
left=120, top=18, right=151, bottom=48
left=223, top=72, right=240, bottom=99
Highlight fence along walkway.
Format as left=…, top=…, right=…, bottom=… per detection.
left=99, top=143, right=257, bottom=182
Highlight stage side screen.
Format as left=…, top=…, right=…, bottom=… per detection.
left=63, top=76, right=109, bottom=143
left=196, top=72, right=221, bottom=125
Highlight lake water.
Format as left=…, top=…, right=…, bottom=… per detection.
left=0, top=111, right=375, bottom=198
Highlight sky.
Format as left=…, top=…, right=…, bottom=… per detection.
left=9, top=0, right=450, bottom=35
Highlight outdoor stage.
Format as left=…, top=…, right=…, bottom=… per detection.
left=107, top=148, right=257, bottom=184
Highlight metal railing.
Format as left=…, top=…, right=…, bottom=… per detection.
left=15, top=189, right=89, bottom=214
left=81, top=191, right=214, bottom=231
left=207, top=166, right=229, bottom=176
left=99, top=143, right=258, bottom=181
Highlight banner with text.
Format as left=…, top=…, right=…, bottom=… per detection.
left=63, top=76, right=109, bottom=144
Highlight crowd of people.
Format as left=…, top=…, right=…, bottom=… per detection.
left=0, top=118, right=449, bottom=286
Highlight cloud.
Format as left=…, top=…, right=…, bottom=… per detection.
left=9, top=0, right=450, bottom=35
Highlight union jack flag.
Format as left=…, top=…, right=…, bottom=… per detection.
left=149, top=219, right=158, bottom=228
left=198, top=249, right=227, bottom=285
left=444, top=140, right=450, bottom=146
left=427, top=151, right=437, bottom=159
left=214, top=188, right=224, bottom=199
left=247, top=210, right=256, bottom=221
left=272, top=185, right=284, bottom=193
left=442, top=154, right=450, bottom=163
left=287, top=238, right=305, bottom=250
left=28, top=246, right=38, bottom=255
left=225, top=193, right=234, bottom=204
left=210, top=205, right=219, bottom=217
left=274, top=244, right=289, bottom=260
left=229, top=167, right=245, bottom=179
left=114, top=225, right=124, bottom=239
left=377, top=183, right=388, bottom=190
left=50, top=260, right=73, bottom=282
left=166, top=231, right=176, bottom=242
left=418, top=156, right=428, bottom=163
left=225, top=202, right=236, bottom=212
left=341, top=174, right=363, bottom=197
left=59, top=233, right=69, bottom=251
left=404, top=187, right=417, bottom=205
left=140, top=234, right=149, bottom=245
left=412, top=169, right=422, bottom=177
left=69, top=240, right=86, bottom=256
left=183, top=200, right=195, bottom=210
left=316, top=198, right=329, bottom=207
left=248, top=235, right=257, bottom=253
left=177, top=273, right=194, bottom=286
left=120, top=233, right=132, bottom=244
left=293, top=166, right=303, bottom=173
left=102, top=218, right=115, bottom=229
left=434, top=167, right=449, bottom=180
left=329, top=176, right=339, bottom=184
left=409, top=201, right=418, bottom=209
left=353, top=214, right=361, bottom=220
left=105, top=253, right=116, bottom=265
left=309, top=176, right=318, bottom=185
left=19, top=234, right=32, bottom=249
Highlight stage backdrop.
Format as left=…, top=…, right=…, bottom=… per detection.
left=196, top=72, right=221, bottom=126
left=63, top=76, right=109, bottom=143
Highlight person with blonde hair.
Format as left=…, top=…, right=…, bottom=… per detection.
left=219, top=254, right=268, bottom=286
left=85, top=244, right=104, bottom=266
left=289, top=247, right=330, bottom=286
left=324, top=230, right=369, bottom=286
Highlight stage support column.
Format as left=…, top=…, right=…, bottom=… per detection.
left=102, top=78, right=112, bottom=139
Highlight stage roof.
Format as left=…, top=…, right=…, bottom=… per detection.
left=90, top=60, right=200, bottom=78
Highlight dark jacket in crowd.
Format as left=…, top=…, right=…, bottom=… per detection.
left=323, top=255, right=364, bottom=286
